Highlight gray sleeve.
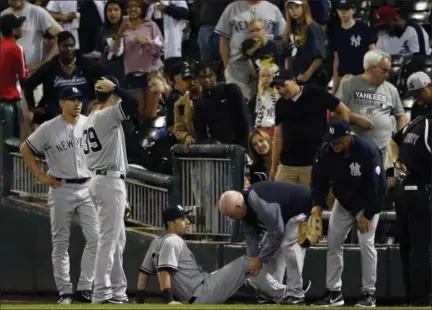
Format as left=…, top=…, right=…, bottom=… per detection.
left=336, top=78, right=349, bottom=102
left=390, top=86, right=405, bottom=118
left=99, top=104, right=127, bottom=125
left=140, top=242, right=157, bottom=275
left=157, top=237, right=182, bottom=271
left=248, top=191, right=285, bottom=263
left=243, top=221, right=261, bottom=257
left=274, top=8, right=286, bottom=39
left=25, top=122, right=48, bottom=154
left=35, top=5, right=57, bottom=33
left=214, top=4, right=233, bottom=38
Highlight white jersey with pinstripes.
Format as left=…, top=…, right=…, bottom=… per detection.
left=25, top=115, right=92, bottom=179
left=84, top=103, right=128, bottom=174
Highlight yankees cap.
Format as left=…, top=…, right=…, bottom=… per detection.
left=0, top=14, right=26, bottom=32
left=270, top=70, right=296, bottom=87
left=323, top=118, right=351, bottom=142
left=59, top=86, right=83, bottom=100
left=162, top=205, right=193, bottom=223
left=337, top=0, right=356, bottom=10
left=406, top=71, right=431, bottom=97
left=285, top=0, right=302, bottom=5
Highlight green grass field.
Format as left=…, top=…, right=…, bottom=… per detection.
left=0, top=304, right=431, bottom=310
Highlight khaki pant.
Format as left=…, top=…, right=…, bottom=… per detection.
left=275, top=164, right=312, bottom=188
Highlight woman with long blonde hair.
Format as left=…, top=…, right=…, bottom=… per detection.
left=248, top=63, right=280, bottom=137
left=247, top=129, right=273, bottom=184
left=283, top=0, right=326, bottom=86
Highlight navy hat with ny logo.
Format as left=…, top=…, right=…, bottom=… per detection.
left=59, top=86, right=83, bottom=100
left=162, top=205, right=193, bottom=223
left=323, top=118, right=351, bottom=142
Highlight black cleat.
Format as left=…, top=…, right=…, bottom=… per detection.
left=355, top=292, right=376, bottom=307
left=74, top=290, right=92, bottom=303
left=311, top=290, right=344, bottom=307
left=282, top=296, right=305, bottom=305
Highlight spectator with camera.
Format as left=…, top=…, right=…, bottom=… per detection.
left=328, top=0, right=376, bottom=94
left=282, top=0, right=326, bottom=87
left=215, top=0, right=286, bottom=100
left=374, top=6, right=431, bottom=56
left=270, top=70, right=350, bottom=187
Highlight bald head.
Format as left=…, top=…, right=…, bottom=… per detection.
left=218, top=190, right=246, bottom=219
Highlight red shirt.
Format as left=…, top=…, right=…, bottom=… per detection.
left=0, top=36, right=28, bottom=101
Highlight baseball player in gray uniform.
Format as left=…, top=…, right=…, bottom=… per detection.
left=219, top=181, right=313, bottom=305
left=136, top=205, right=297, bottom=305
left=20, top=86, right=99, bottom=305
left=83, top=76, right=137, bottom=304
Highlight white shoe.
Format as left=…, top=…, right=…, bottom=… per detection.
left=58, top=295, right=72, bottom=304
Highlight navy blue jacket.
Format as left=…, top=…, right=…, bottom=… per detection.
left=311, top=135, right=387, bottom=220
left=241, top=181, right=312, bottom=263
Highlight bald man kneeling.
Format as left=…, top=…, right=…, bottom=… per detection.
left=219, top=181, right=313, bottom=305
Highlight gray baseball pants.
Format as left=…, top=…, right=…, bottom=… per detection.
left=326, top=200, right=379, bottom=294
left=89, top=175, right=127, bottom=303
left=190, top=255, right=289, bottom=304
left=48, top=183, right=99, bottom=296
left=259, top=214, right=307, bottom=298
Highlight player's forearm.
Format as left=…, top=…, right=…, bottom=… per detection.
left=20, top=143, right=44, bottom=180
left=388, top=139, right=400, bottom=162
left=311, top=166, right=330, bottom=208
left=271, top=135, right=282, bottom=171
left=396, top=115, right=408, bottom=130
left=157, top=270, right=172, bottom=290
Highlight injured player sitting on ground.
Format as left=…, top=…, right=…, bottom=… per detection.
left=136, top=205, right=297, bottom=304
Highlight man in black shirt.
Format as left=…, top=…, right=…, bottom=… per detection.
left=192, top=64, right=252, bottom=149
left=269, top=70, right=350, bottom=188
left=389, top=75, right=432, bottom=305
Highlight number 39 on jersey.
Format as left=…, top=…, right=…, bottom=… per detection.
left=83, top=127, right=102, bottom=155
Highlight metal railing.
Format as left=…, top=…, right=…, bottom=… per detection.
left=4, top=138, right=180, bottom=228
left=171, top=144, right=245, bottom=235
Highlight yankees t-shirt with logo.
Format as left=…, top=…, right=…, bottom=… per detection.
left=328, top=20, right=376, bottom=76
left=336, top=75, right=405, bottom=150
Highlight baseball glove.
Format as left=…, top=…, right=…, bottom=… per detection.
left=124, top=201, right=131, bottom=220
left=297, top=215, right=323, bottom=248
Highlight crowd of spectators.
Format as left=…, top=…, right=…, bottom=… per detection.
left=0, top=0, right=431, bottom=191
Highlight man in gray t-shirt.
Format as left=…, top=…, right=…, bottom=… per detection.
left=1, top=0, right=62, bottom=70
left=215, top=0, right=285, bottom=99
left=136, top=205, right=296, bottom=305
left=336, top=50, right=407, bottom=159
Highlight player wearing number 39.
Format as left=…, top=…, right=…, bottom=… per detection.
left=84, top=76, right=137, bottom=304
left=20, top=86, right=99, bottom=305
left=310, top=118, right=387, bottom=308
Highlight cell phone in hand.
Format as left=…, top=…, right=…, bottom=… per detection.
left=123, top=15, right=130, bottom=23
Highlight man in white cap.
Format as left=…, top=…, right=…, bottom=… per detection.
left=219, top=181, right=313, bottom=305
left=406, top=71, right=432, bottom=119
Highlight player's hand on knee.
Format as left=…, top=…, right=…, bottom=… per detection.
left=248, top=257, right=263, bottom=276
left=357, top=215, right=370, bottom=233
left=311, top=206, right=323, bottom=217
left=168, top=301, right=182, bottom=305
left=37, top=173, right=63, bottom=188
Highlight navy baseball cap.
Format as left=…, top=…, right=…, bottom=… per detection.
left=270, top=70, right=296, bottom=87
left=323, top=118, right=351, bottom=142
left=59, top=86, right=83, bottom=100
left=337, top=0, right=356, bottom=10
left=162, top=205, right=193, bottom=223
left=102, top=75, right=120, bottom=87
left=0, top=14, right=26, bottom=32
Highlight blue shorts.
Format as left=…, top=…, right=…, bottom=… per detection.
left=125, top=72, right=148, bottom=92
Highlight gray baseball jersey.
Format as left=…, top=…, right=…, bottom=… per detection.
left=84, top=103, right=128, bottom=174
left=141, top=234, right=206, bottom=302
left=214, top=1, right=286, bottom=84
left=25, top=115, right=92, bottom=178
left=336, top=75, right=405, bottom=149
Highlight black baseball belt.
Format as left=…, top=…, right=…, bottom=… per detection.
left=55, top=177, right=90, bottom=184
left=95, top=170, right=125, bottom=180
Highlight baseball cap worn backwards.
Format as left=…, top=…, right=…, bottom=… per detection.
left=162, top=205, right=193, bottom=224
left=0, top=13, right=26, bottom=31
left=323, top=118, right=351, bottom=142
left=373, top=6, right=398, bottom=27
left=406, top=72, right=431, bottom=97
left=59, top=86, right=83, bottom=100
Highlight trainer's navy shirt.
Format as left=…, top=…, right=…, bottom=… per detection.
left=311, top=135, right=387, bottom=219
left=328, top=20, right=376, bottom=76
left=392, top=113, right=432, bottom=183
left=241, top=181, right=312, bottom=263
